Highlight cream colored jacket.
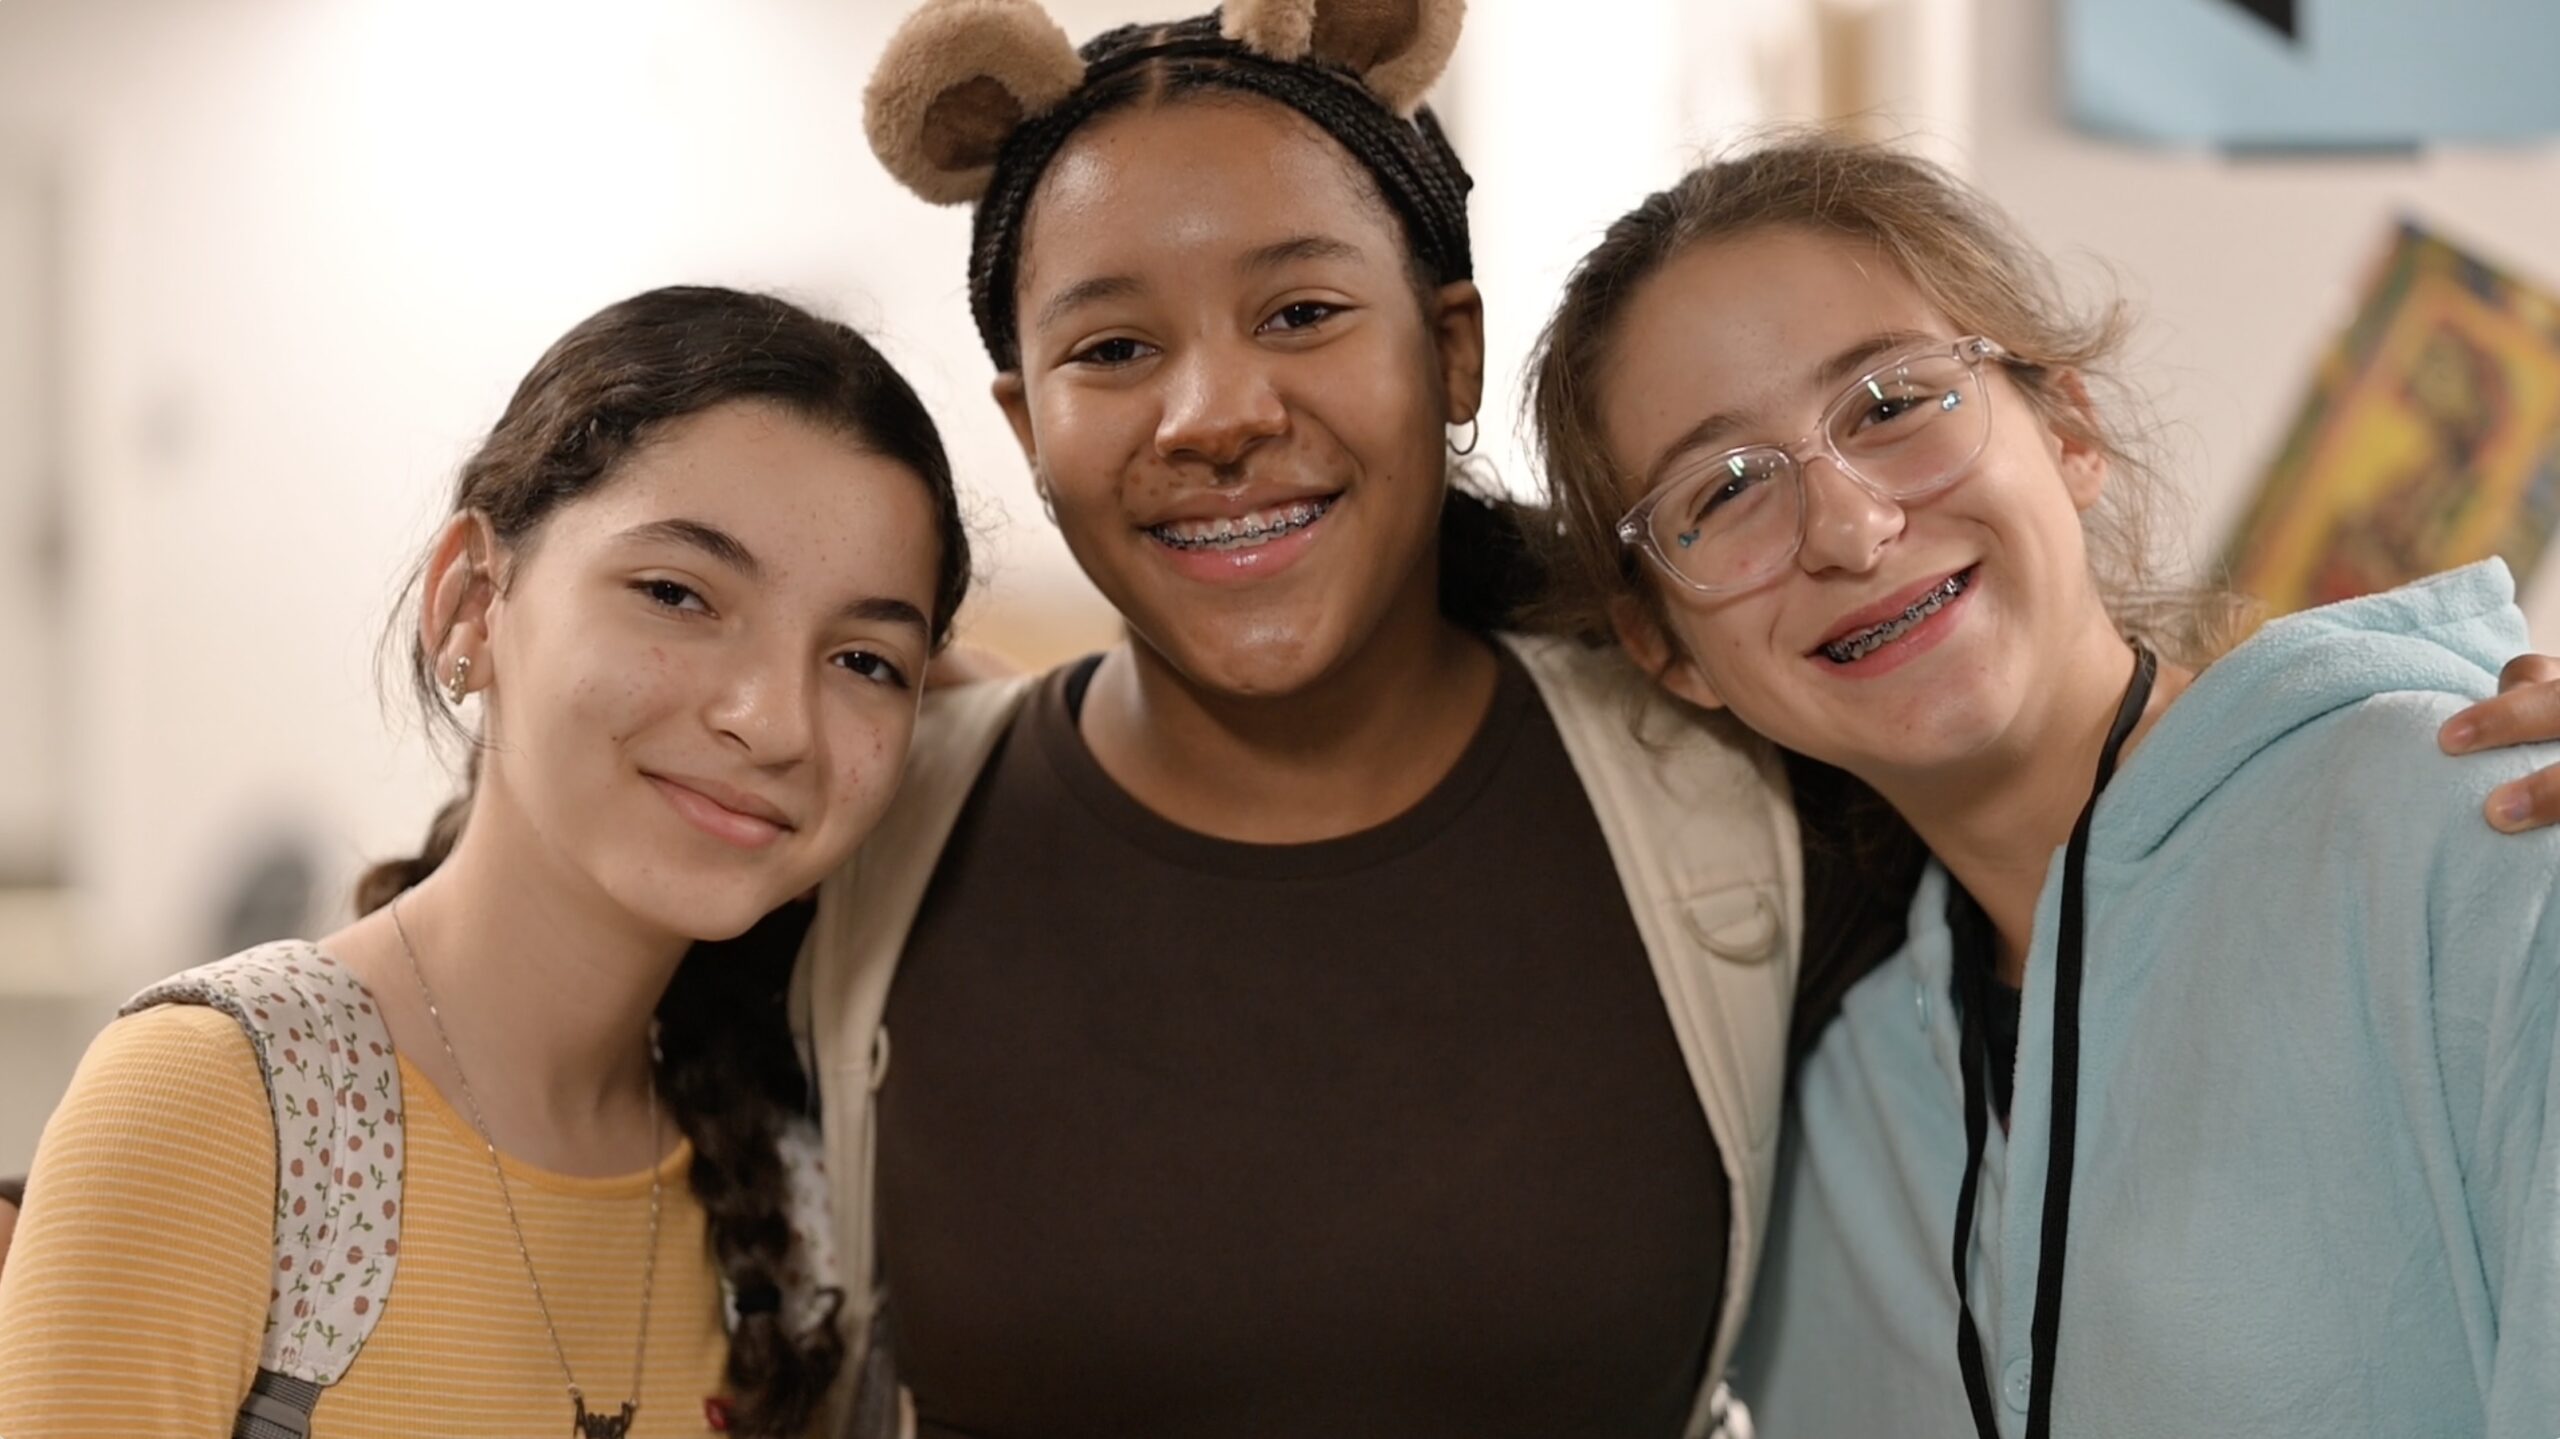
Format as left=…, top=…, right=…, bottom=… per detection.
left=794, top=633, right=1802, bottom=1438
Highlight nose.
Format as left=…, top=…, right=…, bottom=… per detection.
left=1794, top=454, right=1905, bottom=575
left=705, top=637, right=818, bottom=769
left=1154, top=338, right=1287, bottom=470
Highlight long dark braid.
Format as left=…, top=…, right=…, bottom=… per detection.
left=654, top=900, right=843, bottom=1435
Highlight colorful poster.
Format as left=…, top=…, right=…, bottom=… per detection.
left=2222, top=222, right=2560, bottom=616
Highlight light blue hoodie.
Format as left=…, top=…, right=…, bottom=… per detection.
left=1733, top=560, right=2560, bottom=1438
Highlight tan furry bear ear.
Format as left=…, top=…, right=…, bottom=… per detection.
left=866, top=0, right=1087, bottom=206
left=1222, top=0, right=1465, bottom=116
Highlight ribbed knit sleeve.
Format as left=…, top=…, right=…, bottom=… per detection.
left=0, top=1005, right=274, bottom=1438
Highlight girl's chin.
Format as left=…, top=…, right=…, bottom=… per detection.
left=1744, top=691, right=2019, bottom=785
left=602, top=874, right=799, bottom=948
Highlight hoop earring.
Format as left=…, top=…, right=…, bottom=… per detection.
left=1449, top=416, right=1479, bottom=457
left=445, top=655, right=472, bottom=706
left=1035, top=482, right=1058, bottom=526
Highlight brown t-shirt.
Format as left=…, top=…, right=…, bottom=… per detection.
left=878, top=647, right=1729, bottom=1439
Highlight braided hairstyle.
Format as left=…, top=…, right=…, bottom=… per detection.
left=963, top=14, right=1474, bottom=371
left=356, top=285, right=972, bottom=1437
left=955, top=13, right=1540, bottom=628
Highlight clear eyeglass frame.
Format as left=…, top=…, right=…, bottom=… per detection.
left=1614, top=335, right=2013, bottom=596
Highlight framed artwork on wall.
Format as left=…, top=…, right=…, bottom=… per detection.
left=2222, top=221, right=2560, bottom=616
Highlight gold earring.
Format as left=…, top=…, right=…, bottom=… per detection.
left=445, top=655, right=472, bottom=706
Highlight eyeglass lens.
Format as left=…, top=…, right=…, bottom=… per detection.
left=1650, top=351, right=1990, bottom=589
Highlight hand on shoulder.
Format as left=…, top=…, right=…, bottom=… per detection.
left=2438, top=652, right=2560, bottom=832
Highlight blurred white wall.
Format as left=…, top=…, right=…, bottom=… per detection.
left=0, top=0, right=1176, bottom=1003
left=1452, top=0, right=1978, bottom=500
left=0, top=0, right=2556, bottom=1173
left=0, top=0, right=1181, bottom=1168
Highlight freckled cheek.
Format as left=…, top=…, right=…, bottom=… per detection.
left=1050, top=397, right=1195, bottom=502
left=818, top=719, right=912, bottom=814
left=1095, top=467, right=1184, bottom=517
left=572, top=645, right=700, bottom=742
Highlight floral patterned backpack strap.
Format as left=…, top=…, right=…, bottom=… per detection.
left=123, top=941, right=405, bottom=1439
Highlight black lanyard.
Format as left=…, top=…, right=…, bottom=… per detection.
left=1952, top=645, right=2156, bottom=1439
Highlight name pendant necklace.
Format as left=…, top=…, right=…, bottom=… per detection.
left=394, top=897, right=664, bottom=1439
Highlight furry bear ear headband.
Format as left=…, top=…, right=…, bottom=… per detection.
left=865, top=0, right=1467, bottom=206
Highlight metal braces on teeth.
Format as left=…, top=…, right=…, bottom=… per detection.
left=1153, top=499, right=1332, bottom=551
left=1822, top=572, right=1969, bottom=663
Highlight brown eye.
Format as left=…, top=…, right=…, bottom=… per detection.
left=1262, top=301, right=1340, bottom=333
left=634, top=579, right=709, bottom=614
left=834, top=649, right=911, bottom=690
left=1069, top=336, right=1150, bottom=367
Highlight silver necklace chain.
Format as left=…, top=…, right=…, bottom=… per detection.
left=391, top=896, right=662, bottom=1438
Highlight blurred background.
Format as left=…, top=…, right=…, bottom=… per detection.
left=2, top=0, right=2557, bottom=1173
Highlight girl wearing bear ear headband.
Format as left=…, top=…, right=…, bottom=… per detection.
left=828, top=8, right=1790, bottom=1436
left=799, top=4, right=2560, bottom=1436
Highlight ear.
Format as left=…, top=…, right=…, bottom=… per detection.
left=990, top=370, right=1038, bottom=466
left=420, top=511, right=502, bottom=693
left=1610, top=595, right=1728, bottom=713
left=2045, top=369, right=2109, bottom=514
left=1428, top=278, right=1485, bottom=428
left=865, top=0, right=1087, bottom=206
left=1223, top=0, right=1466, bottom=115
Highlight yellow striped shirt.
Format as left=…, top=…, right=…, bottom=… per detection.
left=0, top=1005, right=729, bottom=1438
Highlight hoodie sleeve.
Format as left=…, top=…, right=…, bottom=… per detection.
left=2422, top=738, right=2560, bottom=1439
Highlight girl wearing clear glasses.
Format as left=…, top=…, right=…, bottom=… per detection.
left=1533, top=136, right=2560, bottom=1439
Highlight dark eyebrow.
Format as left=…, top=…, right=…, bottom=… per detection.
left=838, top=596, right=931, bottom=634
left=624, top=519, right=930, bottom=634
left=620, top=518, right=759, bottom=577
left=1240, top=234, right=1363, bottom=276
left=1033, top=274, right=1145, bottom=335
left=1639, top=329, right=1947, bottom=486
left=1029, top=235, right=1365, bottom=337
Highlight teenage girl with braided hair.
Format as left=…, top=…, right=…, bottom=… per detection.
left=1530, top=135, right=2560, bottom=1438
left=0, top=285, right=970, bottom=1438
left=799, top=4, right=2560, bottom=1437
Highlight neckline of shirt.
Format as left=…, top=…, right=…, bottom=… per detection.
left=1032, top=639, right=1535, bottom=880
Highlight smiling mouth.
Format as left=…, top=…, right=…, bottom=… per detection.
left=1818, top=567, right=1974, bottom=664
left=645, top=773, right=795, bottom=849
left=1147, top=496, right=1337, bottom=552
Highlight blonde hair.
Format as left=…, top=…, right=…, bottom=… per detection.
left=1526, top=131, right=2248, bottom=665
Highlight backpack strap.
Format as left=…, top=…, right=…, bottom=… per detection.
left=124, top=941, right=406, bottom=1437
left=1496, top=632, right=1798, bottom=1437
left=795, top=671, right=1039, bottom=1438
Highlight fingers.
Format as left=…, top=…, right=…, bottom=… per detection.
left=2483, top=763, right=2560, bottom=834
left=2437, top=655, right=2560, bottom=832
left=2438, top=655, right=2560, bottom=755
left=2502, top=651, right=2560, bottom=690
